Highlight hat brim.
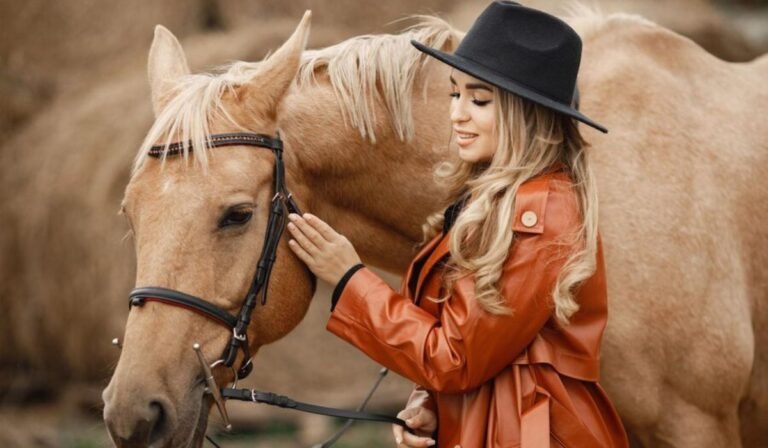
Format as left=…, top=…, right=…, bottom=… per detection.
left=411, top=40, right=608, bottom=134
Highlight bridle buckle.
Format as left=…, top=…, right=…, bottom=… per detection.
left=232, top=328, right=247, bottom=342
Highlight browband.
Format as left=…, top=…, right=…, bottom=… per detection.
left=148, top=132, right=283, bottom=158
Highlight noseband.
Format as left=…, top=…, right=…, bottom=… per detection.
left=127, top=132, right=304, bottom=380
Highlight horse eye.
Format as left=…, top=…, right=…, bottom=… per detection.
left=219, top=209, right=253, bottom=228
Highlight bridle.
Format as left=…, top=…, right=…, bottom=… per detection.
left=121, top=132, right=408, bottom=444
left=128, top=132, right=302, bottom=380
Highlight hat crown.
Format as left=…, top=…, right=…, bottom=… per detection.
left=410, top=1, right=607, bottom=132
left=454, top=1, right=582, bottom=104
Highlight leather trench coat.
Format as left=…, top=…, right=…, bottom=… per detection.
left=327, top=169, right=629, bottom=447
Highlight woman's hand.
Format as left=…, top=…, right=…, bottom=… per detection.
left=392, top=406, right=437, bottom=447
left=287, top=213, right=362, bottom=285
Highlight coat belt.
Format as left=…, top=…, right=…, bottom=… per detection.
left=513, top=355, right=606, bottom=448
left=515, top=363, right=551, bottom=448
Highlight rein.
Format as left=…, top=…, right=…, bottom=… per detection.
left=121, top=132, right=408, bottom=445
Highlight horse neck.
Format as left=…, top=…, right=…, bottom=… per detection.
left=279, top=64, right=454, bottom=274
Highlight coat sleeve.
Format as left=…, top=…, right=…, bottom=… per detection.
left=326, top=228, right=573, bottom=394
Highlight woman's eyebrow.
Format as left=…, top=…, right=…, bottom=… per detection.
left=465, top=83, right=492, bottom=92
left=448, top=76, right=492, bottom=92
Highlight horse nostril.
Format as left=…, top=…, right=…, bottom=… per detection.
left=104, top=398, right=171, bottom=445
left=147, top=400, right=167, bottom=443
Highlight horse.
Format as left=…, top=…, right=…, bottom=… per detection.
left=102, top=9, right=768, bottom=448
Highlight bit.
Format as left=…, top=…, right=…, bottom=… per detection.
left=193, top=343, right=233, bottom=431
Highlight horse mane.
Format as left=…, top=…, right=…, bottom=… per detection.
left=297, top=16, right=460, bottom=143
left=562, top=2, right=657, bottom=42
left=133, top=16, right=461, bottom=174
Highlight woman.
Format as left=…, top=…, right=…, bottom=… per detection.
left=287, top=1, right=629, bottom=447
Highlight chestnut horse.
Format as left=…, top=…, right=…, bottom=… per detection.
left=103, top=10, right=768, bottom=448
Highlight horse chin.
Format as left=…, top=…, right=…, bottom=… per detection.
left=167, top=393, right=210, bottom=448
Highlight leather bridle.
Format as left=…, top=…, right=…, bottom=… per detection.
left=128, top=132, right=304, bottom=380
left=122, top=132, right=408, bottom=444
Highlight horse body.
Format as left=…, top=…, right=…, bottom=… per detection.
left=575, top=16, right=768, bottom=446
left=103, top=11, right=768, bottom=447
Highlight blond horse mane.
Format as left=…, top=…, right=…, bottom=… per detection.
left=131, top=7, right=655, bottom=176
left=562, top=2, right=657, bottom=42
left=133, top=16, right=461, bottom=174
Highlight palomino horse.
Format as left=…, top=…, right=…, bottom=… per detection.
left=103, top=9, right=768, bottom=448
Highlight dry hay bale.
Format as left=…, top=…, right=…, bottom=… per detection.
left=0, top=0, right=207, bottom=88
left=0, top=18, right=352, bottom=394
left=0, top=0, right=210, bottom=146
left=215, top=0, right=460, bottom=34
left=450, top=0, right=760, bottom=62
left=0, top=69, right=54, bottom=141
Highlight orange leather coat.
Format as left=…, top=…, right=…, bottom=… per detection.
left=327, top=170, right=629, bottom=447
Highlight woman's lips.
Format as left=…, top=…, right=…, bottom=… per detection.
left=456, top=131, right=478, bottom=147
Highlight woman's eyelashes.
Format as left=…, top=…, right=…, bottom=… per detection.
left=449, top=92, right=491, bottom=106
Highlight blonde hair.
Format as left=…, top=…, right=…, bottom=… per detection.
left=423, top=88, right=599, bottom=324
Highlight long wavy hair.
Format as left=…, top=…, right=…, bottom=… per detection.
left=422, top=88, right=599, bottom=324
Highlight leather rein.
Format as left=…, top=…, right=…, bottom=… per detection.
left=123, top=132, right=408, bottom=444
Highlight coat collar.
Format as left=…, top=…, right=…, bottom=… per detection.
left=404, top=167, right=566, bottom=301
left=412, top=233, right=452, bottom=300
left=401, top=233, right=444, bottom=299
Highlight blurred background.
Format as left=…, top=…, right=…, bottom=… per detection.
left=1, top=0, right=766, bottom=446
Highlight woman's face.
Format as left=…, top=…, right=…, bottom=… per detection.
left=449, top=70, right=497, bottom=163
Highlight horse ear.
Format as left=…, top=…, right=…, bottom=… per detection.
left=147, top=25, right=190, bottom=117
left=248, top=11, right=312, bottom=112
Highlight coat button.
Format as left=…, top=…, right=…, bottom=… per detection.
left=521, top=210, right=538, bottom=227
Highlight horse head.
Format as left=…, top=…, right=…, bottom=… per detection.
left=102, top=12, right=316, bottom=446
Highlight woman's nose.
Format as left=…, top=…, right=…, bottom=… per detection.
left=450, top=100, right=469, bottom=124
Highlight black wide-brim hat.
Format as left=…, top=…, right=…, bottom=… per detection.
left=412, top=1, right=608, bottom=133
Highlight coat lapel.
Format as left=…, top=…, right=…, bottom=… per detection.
left=413, top=233, right=451, bottom=301
left=401, top=233, right=444, bottom=299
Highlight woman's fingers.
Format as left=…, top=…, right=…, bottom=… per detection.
left=393, top=407, right=436, bottom=447
left=407, top=408, right=437, bottom=432
left=288, top=239, right=313, bottom=263
left=392, top=422, right=404, bottom=446
left=401, top=431, right=435, bottom=447
left=304, top=213, right=339, bottom=241
left=392, top=424, right=435, bottom=448
left=288, top=214, right=326, bottom=246
left=287, top=222, right=318, bottom=255
left=286, top=212, right=362, bottom=285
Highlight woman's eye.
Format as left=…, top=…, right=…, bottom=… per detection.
left=472, top=99, right=491, bottom=106
left=219, top=209, right=253, bottom=228
left=449, top=92, right=460, bottom=99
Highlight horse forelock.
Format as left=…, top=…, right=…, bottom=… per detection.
left=132, top=17, right=461, bottom=177
left=133, top=65, right=259, bottom=176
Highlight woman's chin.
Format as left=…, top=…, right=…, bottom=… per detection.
left=457, top=143, right=494, bottom=163
left=458, top=148, right=481, bottom=163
